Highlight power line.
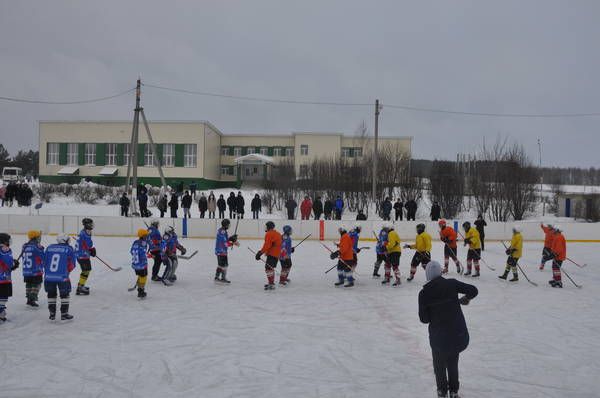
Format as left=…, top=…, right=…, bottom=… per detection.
left=381, top=103, right=600, bottom=118
left=0, top=87, right=136, bottom=105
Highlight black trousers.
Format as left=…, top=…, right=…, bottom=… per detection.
left=395, top=211, right=402, bottom=221
left=252, top=210, right=259, bottom=219
left=219, top=210, right=225, bottom=218
left=432, top=350, right=460, bottom=395
left=480, top=236, right=485, bottom=251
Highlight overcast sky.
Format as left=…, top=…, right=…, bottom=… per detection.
left=1, top=1, right=599, bottom=167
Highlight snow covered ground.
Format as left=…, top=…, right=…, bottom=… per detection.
left=1, top=236, right=598, bottom=398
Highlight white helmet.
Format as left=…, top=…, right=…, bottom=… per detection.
left=512, top=225, right=521, bottom=233
left=382, top=222, right=393, bottom=231
left=352, top=223, right=362, bottom=232
left=338, top=224, right=348, bottom=233
left=553, top=225, right=562, bottom=232
left=57, top=234, right=70, bottom=244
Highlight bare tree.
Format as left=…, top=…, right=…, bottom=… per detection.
left=429, top=160, right=465, bottom=218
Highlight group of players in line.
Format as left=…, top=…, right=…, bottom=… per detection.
left=0, top=216, right=568, bottom=322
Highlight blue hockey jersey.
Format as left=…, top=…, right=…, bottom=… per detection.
left=349, top=230, right=360, bottom=253
left=43, top=243, right=76, bottom=282
left=130, top=239, right=149, bottom=270
left=147, top=227, right=162, bottom=252
left=75, top=229, right=94, bottom=259
left=376, top=230, right=389, bottom=255
left=162, top=233, right=180, bottom=258
left=0, top=246, right=14, bottom=284
left=22, top=241, right=45, bottom=277
left=215, top=228, right=231, bottom=256
left=280, top=233, right=293, bottom=260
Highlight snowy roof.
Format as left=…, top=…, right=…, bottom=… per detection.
left=98, top=167, right=118, bottom=176
left=234, top=154, right=274, bottom=164
left=57, top=167, right=79, bottom=175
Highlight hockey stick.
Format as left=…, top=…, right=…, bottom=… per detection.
left=458, top=231, right=495, bottom=271
left=230, top=217, right=240, bottom=251
left=178, top=250, right=198, bottom=260
left=247, top=247, right=267, bottom=264
left=561, top=267, right=582, bottom=289
left=293, top=234, right=311, bottom=249
left=566, top=257, right=587, bottom=269
left=95, top=256, right=123, bottom=272
left=320, top=242, right=357, bottom=274
left=500, top=241, right=537, bottom=286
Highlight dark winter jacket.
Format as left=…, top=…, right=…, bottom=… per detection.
left=236, top=194, right=245, bottom=214
left=394, top=201, right=403, bottom=213
left=158, top=196, right=168, bottom=212
left=227, top=193, right=236, bottom=211
left=430, top=204, right=441, bottom=221
left=119, top=195, right=130, bottom=208
left=419, top=277, right=478, bottom=353
left=285, top=199, right=297, bottom=213
left=217, top=197, right=226, bottom=212
left=382, top=200, right=392, bottom=217
left=251, top=196, right=262, bottom=212
left=324, top=200, right=333, bottom=215
left=335, top=198, right=344, bottom=212
left=168, top=196, right=179, bottom=210
left=356, top=212, right=367, bottom=221
left=474, top=219, right=487, bottom=237
left=313, top=199, right=323, bottom=215
left=405, top=200, right=417, bottom=214
left=181, top=194, right=192, bottom=209
left=198, top=196, right=208, bottom=212
left=138, top=193, right=148, bottom=208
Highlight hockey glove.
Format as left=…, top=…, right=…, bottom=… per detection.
left=356, top=248, right=361, bottom=253
left=90, top=247, right=97, bottom=257
left=330, top=250, right=339, bottom=260
left=255, top=250, right=263, bottom=261
left=228, top=234, right=238, bottom=243
left=459, top=296, right=471, bottom=306
left=403, top=244, right=411, bottom=249
left=291, top=247, right=295, bottom=253
left=11, top=259, right=19, bottom=270
left=179, top=247, right=187, bottom=255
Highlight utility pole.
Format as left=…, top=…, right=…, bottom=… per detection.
left=372, top=99, right=380, bottom=203
left=538, top=138, right=545, bottom=216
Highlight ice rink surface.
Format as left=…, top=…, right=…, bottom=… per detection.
left=1, top=236, right=598, bottom=398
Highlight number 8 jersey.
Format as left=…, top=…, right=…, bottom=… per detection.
left=44, top=243, right=77, bottom=282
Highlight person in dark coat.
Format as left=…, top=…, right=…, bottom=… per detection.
left=356, top=209, right=367, bottom=221
left=5, top=182, right=16, bottom=207
left=430, top=201, right=441, bottom=221
left=394, top=199, right=404, bottom=221
left=227, top=192, right=236, bottom=219
left=119, top=193, right=130, bottom=217
left=251, top=194, right=261, bottom=219
left=181, top=191, right=193, bottom=218
left=312, top=197, right=323, bottom=220
left=137, top=182, right=148, bottom=196
left=381, top=197, right=392, bottom=221
left=474, top=214, right=487, bottom=251
left=323, top=198, right=333, bottom=220
left=21, top=183, right=33, bottom=207
left=235, top=191, right=245, bottom=219
left=405, top=199, right=417, bottom=221
left=334, top=196, right=344, bottom=220
left=198, top=193, right=208, bottom=218
left=157, top=195, right=168, bottom=218
left=285, top=197, right=297, bottom=220
left=168, top=194, right=179, bottom=218
left=138, top=191, right=149, bottom=217
left=419, top=261, right=478, bottom=398
left=217, top=194, right=226, bottom=219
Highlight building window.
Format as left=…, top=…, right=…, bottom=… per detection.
left=234, top=147, right=242, bottom=157
left=123, top=144, right=131, bottom=166
left=221, top=166, right=234, bottom=176
left=273, top=147, right=282, bottom=157
left=67, top=143, right=78, bottom=166
left=46, top=143, right=59, bottom=165
left=247, top=147, right=256, bottom=155
left=300, top=144, right=309, bottom=156
left=341, top=147, right=351, bottom=158
left=260, top=147, right=268, bottom=156
left=285, top=147, right=294, bottom=157
left=84, top=144, right=96, bottom=166
left=221, top=147, right=230, bottom=156
left=106, top=143, right=117, bottom=166
left=144, top=144, right=154, bottom=166
left=184, top=144, right=197, bottom=167
left=354, top=147, right=363, bottom=157
left=162, top=144, right=175, bottom=167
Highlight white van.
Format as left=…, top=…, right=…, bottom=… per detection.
left=2, top=167, right=22, bottom=182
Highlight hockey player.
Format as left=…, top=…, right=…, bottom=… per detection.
left=131, top=229, right=150, bottom=298
left=161, top=226, right=186, bottom=283
left=22, top=230, right=45, bottom=307
left=499, top=226, right=523, bottom=282
left=43, top=234, right=76, bottom=321
left=279, top=225, right=294, bottom=286
left=462, top=221, right=482, bottom=277
left=0, top=233, right=19, bottom=322
left=330, top=225, right=356, bottom=288
left=548, top=225, right=567, bottom=288
left=382, top=224, right=402, bottom=286
left=539, top=223, right=555, bottom=270
left=404, top=223, right=432, bottom=281
left=373, top=224, right=390, bottom=278
left=215, top=219, right=238, bottom=283
left=75, top=218, right=96, bottom=295
left=255, top=221, right=282, bottom=290
left=439, top=220, right=462, bottom=274
left=147, top=220, right=163, bottom=281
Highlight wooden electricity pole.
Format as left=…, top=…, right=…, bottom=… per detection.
left=372, top=99, right=380, bottom=202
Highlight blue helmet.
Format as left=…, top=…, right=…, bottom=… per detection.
left=283, top=225, right=292, bottom=235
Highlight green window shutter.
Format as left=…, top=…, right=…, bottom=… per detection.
left=268, top=147, right=274, bottom=156
left=229, top=147, right=234, bottom=156
left=116, top=144, right=124, bottom=166
left=96, top=143, right=106, bottom=166
left=175, top=144, right=184, bottom=167
left=156, top=144, right=163, bottom=165
left=59, top=143, right=68, bottom=165
left=137, top=144, right=145, bottom=166
left=241, top=147, right=247, bottom=156
left=78, top=143, right=85, bottom=165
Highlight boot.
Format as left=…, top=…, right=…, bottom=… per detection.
left=137, top=288, right=147, bottom=299
left=381, top=278, right=390, bottom=285
left=406, top=275, right=414, bottom=282
left=49, top=312, right=56, bottom=321
left=61, top=313, right=74, bottom=321
left=344, top=281, right=354, bottom=288
left=472, top=272, right=480, bottom=277
left=392, top=279, right=401, bottom=287
left=76, top=286, right=89, bottom=295
left=498, top=272, right=508, bottom=280
left=463, top=270, right=471, bottom=276
left=509, top=275, right=519, bottom=282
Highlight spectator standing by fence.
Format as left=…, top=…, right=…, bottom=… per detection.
left=236, top=191, right=245, bottom=219
left=381, top=197, right=392, bottom=221
left=217, top=194, right=226, bottom=219
left=324, top=198, right=333, bottom=220
left=334, top=196, right=344, bottom=220
left=198, top=193, right=208, bottom=218
left=0, top=183, right=6, bottom=207
left=138, top=190, right=149, bottom=217
left=119, top=193, right=130, bottom=217
left=405, top=199, right=417, bottom=221
left=251, top=194, right=262, bottom=219
left=169, top=194, right=179, bottom=218
left=285, top=197, right=297, bottom=220
left=394, top=198, right=404, bottom=221
left=430, top=201, right=441, bottom=221
left=158, top=195, right=168, bottom=218
left=182, top=191, right=192, bottom=218
left=207, top=192, right=216, bottom=218
left=300, top=196, right=312, bottom=220
left=313, top=196, right=323, bottom=220
left=227, top=192, right=236, bottom=219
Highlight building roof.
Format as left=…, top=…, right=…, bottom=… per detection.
left=234, top=154, right=274, bottom=164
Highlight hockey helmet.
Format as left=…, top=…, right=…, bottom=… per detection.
left=338, top=224, right=348, bottom=234
left=150, top=220, right=159, bottom=228
left=438, top=219, right=447, bottom=228
left=352, top=223, right=362, bottom=232
left=512, top=225, right=521, bottom=233
left=137, top=229, right=149, bottom=239
left=416, top=223, right=426, bottom=234
left=553, top=224, right=562, bottom=232
left=28, top=230, right=42, bottom=241
left=462, top=221, right=471, bottom=231
left=265, top=221, right=275, bottom=231
left=82, top=218, right=94, bottom=230
left=381, top=222, right=392, bottom=231
left=56, top=234, right=70, bottom=244
left=221, top=219, right=231, bottom=229
left=283, top=225, right=293, bottom=235
left=0, top=233, right=11, bottom=246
